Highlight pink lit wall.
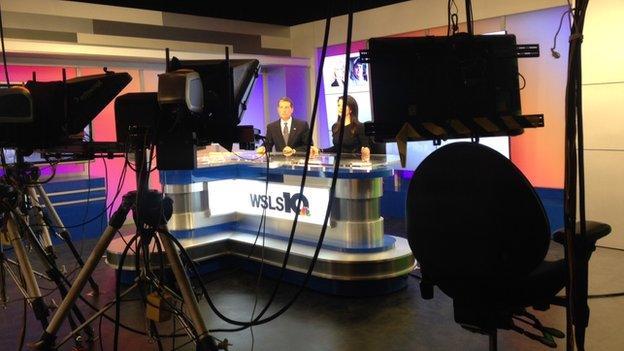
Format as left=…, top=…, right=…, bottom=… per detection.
left=81, top=67, right=144, bottom=213
left=0, top=65, right=76, bottom=83
left=506, top=7, right=570, bottom=189
left=0, top=65, right=79, bottom=176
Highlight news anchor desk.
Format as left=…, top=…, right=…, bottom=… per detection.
left=106, top=151, right=415, bottom=296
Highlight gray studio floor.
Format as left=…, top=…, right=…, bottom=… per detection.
left=1, top=219, right=623, bottom=351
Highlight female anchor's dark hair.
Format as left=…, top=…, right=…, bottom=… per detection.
left=333, top=95, right=359, bottom=136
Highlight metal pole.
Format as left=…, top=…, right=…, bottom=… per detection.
left=26, top=186, right=54, bottom=254
left=33, top=194, right=134, bottom=349
left=35, top=184, right=100, bottom=294
left=158, top=227, right=208, bottom=337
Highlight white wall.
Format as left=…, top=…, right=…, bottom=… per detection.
left=582, top=0, right=624, bottom=249
left=0, top=0, right=304, bottom=66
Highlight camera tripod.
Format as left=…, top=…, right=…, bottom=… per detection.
left=31, top=137, right=219, bottom=351
left=0, top=169, right=96, bottom=348
left=0, top=183, right=51, bottom=328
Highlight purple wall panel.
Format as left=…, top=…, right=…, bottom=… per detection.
left=284, top=66, right=309, bottom=124
left=239, top=74, right=266, bottom=135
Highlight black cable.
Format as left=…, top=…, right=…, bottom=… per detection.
left=149, top=320, right=164, bottom=351
left=118, top=230, right=136, bottom=254
left=446, top=0, right=459, bottom=36
left=244, top=151, right=270, bottom=260
left=100, top=158, right=109, bottom=241
left=144, top=232, right=200, bottom=343
left=596, top=245, right=624, bottom=252
left=112, top=231, right=196, bottom=350
left=28, top=158, right=57, bottom=185
left=232, top=151, right=265, bottom=161
left=18, top=297, right=27, bottom=350
left=519, top=73, right=527, bottom=90
left=0, top=2, right=10, bottom=87
left=562, top=1, right=590, bottom=349
left=111, top=144, right=132, bottom=222
left=249, top=188, right=268, bottom=351
left=588, top=292, right=624, bottom=299
left=0, top=257, right=61, bottom=302
left=171, top=337, right=196, bottom=351
left=79, top=156, right=93, bottom=256
left=576, top=8, right=587, bottom=265
left=236, top=0, right=341, bottom=328
left=465, top=0, right=474, bottom=35
left=207, top=151, right=271, bottom=286
left=98, top=133, right=201, bottom=346
left=114, top=232, right=141, bottom=351
left=8, top=206, right=186, bottom=338
left=163, top=2, right=336, bottom=333
left=102, top=158, right=109, bottom=218
left=1, top=148, right=7, bottom=168
left=3, top=201, right=96, bottom=340
left=137, top=132, right=151, bottom=216
left=163, top=1, right=349, bottom=334
left=130, top=233, right=165, bottom=349
left=29, top=157, right=128, bottom=230
left=98, top=314, right=105, bottom=351
left=17, top=271, right=27, bottom=351
left=190, top=2, right=337, bottom=332
left=447, top=0, right=451, bottom=36
left=551, top=7, right=572, bottom=59
left=172, top=309, right=176, bottom=351
left=2, top=203, right=186, bottom=339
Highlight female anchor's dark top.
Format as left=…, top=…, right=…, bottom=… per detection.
left=323, top=122, right=371, bottom=154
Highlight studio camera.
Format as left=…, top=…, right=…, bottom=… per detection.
left=0, top=71, right=131, bottom=151
left=115, top=56, right=260, bottom=170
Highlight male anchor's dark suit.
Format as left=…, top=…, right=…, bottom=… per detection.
left=263, top=117, right=311, bottom=152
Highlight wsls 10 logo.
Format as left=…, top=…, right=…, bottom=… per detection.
left=249, top=192, right=310, bottom=216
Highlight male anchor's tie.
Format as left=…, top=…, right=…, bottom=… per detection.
left=283, top=122, right=290, bottom=146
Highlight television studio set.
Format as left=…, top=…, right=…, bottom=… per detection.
left=0, top=0, right=621, bottom=350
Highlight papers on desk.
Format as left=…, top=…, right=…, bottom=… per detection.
left=296, top=159, right=323, bottom=166
left=349, top=161, right=372, bottom=168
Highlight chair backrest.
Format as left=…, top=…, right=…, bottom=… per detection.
left=406, top=142, right=550, bottom=298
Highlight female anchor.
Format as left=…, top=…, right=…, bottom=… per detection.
left=323, top=95, right=371, bottom=160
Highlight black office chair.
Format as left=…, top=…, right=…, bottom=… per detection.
left=406, top=142, right=610, bottom=350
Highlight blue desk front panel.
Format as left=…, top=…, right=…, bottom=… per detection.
left=42, top=177, right=107, bottom=243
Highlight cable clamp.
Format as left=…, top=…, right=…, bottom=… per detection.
left=569, top=33, right=584, bottom=43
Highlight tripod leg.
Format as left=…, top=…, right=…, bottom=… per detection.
left=33, top=225, right=116, bottom=349
left=0, top=245, right=7, bottom=306
left=56, top=283, right=138, bottom=348
left=6, top=215, right=50, bottom=328
left=13, top=206, right=96, bottom=343
left=32, top=195, right=133, bottom=350
left=157, top=227, right=217, bottom=351
left=489, top=330, right=498, bottom=351
left=35, top=184, right=100, bottom=294
left=26, top=187, right=55, bottom=258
